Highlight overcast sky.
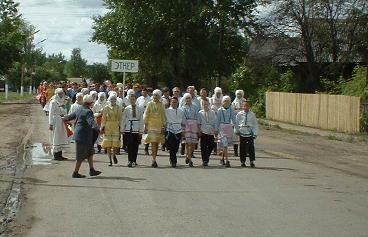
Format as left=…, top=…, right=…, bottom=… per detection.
left=18, top=0, right=108, bottom=64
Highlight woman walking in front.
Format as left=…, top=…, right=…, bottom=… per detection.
left=63, top=95, right=101, bottom=178
left=101, top=94, right=122, bottom=166
left=143, top=90, right=166, bottom=168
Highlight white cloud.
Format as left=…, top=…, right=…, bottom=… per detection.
left=17, top=0, right=108, bottom=63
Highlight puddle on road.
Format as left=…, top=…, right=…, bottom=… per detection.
left=25, top=143, right=52, bottom=166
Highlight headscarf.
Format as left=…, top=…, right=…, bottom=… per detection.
left=152, top=89, right=162, bottom=97
left=108, top=94, right=117, bottom=103
left=83, top=95, right=94, bottom=104
left=54, top=88, right=65, bottom=105
left=81, top=88, right=89, bottom=95
left=222, top=95, right=231, bottom=104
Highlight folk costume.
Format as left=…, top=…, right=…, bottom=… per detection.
left=165, top=105, right=184, bottom=167
left=235, top=108, right=259, bottom=167
left=198, top=108, right=217, bottom=166
left=121, top=103, right=144, bottom=166
left=49, top=88, right=70, bottom=160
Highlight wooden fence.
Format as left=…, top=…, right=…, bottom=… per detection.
left=265, top=92, right=361, bottom=133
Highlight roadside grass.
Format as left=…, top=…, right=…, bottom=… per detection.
left=0, top=92, right=34, bottom=103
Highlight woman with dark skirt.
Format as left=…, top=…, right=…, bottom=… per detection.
left=63, top=95, right=102, bottom=178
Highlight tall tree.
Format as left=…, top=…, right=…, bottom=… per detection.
left=0, top=0, right=27, bottom=75
left=92, top=0, right=256, bottom=88
left=257, top=0, right=368, bottom=91
left=65, top=48, right=88, bottom=78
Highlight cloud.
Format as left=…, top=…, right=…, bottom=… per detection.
left=17, top=0, right=108, bottom=63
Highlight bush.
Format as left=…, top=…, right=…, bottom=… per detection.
left=341, top=66, right=368, bottom=100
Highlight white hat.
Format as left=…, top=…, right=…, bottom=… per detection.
left=116, top=83, right=123, bottom=89
left=83, top=95, right=94, bottom=103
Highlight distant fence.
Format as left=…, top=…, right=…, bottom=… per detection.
left=265, top=92, right=361, bottom=133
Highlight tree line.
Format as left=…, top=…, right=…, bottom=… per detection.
left=1, top=0, right=367, bottom=117
left=0, top=0, right=111, bottom=91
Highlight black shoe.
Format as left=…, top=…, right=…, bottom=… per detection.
left=202, top=162, right=208, bottom=167
left=108, top=160, right=112, bottom=166
left=234, top=151, right=238, bottom=157
left=72, top=172, right=86, bottom=178
left=145, top=150, right=149, bottom=155
left=97, top=145, right=102, bottom=153
left=185, top=158, right=189, bottom=164
left=89, top=169, right=102, bottom=176
left=225, top=160, right=231, bottom=168
left=241, top=163, right=246, bottom=167
left=171, top=163, right=177, bottom=168
left=181, top=146, right=185, bottom=155
left=133, top=162, right=138, bottom=166
left=151, top=161, right=158, bottom=168
left=113, top=155, right=118, bottom=164
left=250, top=162, right=255, bottom=168
left=127, top=161, right=133, bottom=168
left=220, top=159, right=225, bottom=166
left=189, top=161, right=193, bottom=167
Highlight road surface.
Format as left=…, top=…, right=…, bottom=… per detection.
left=4, top=104, right=368, bottom=237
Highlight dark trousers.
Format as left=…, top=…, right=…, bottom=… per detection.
left=122, top=133, right=128, bottom=151
left=200, top=133, right=215, bottom=163
left=166, top=132, right=181, bottom=164
left=125, top=132, right=140, bottom=163
left=239, top=136, right=255, bottom=163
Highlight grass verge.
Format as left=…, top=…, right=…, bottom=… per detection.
left=0, top=92, right=34, bottom=103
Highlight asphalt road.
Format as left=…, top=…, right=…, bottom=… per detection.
left=4, top=105, right=368, bottom=237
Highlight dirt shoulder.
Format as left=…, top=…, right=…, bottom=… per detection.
left=257, top=126, right=368, bottom=179
left=0, top=102, right=34, bottom=232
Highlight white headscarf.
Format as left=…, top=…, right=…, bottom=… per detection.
left=83, top=95, right=94, bottom=104
left=152, top=89, right=162, bottom=97
left=108, top=94, right=117, bottom=102
left=81, top=88, right=89, bottom=95
left=222, top=95, right=231, bottom=103
left=54, top=88, right=65, bottom=105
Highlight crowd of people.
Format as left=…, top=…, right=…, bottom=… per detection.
left=37, top=80, right=259, bottom=178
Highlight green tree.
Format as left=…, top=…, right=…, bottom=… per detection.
left=86, top=63, right=111, bottom=83
left=65, top=48, right=88, bottom=78
left=92, top=0, right=256, bottom=88
left=0, top=0, right=27, bottom=75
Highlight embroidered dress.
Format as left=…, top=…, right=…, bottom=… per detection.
left=217, top=107, right=236, bottom=148
left=143, top=101, right=166, bottom=144
left=101, top=105, right=122, bottom=148
left=182, top=104, right=200, bottom=143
